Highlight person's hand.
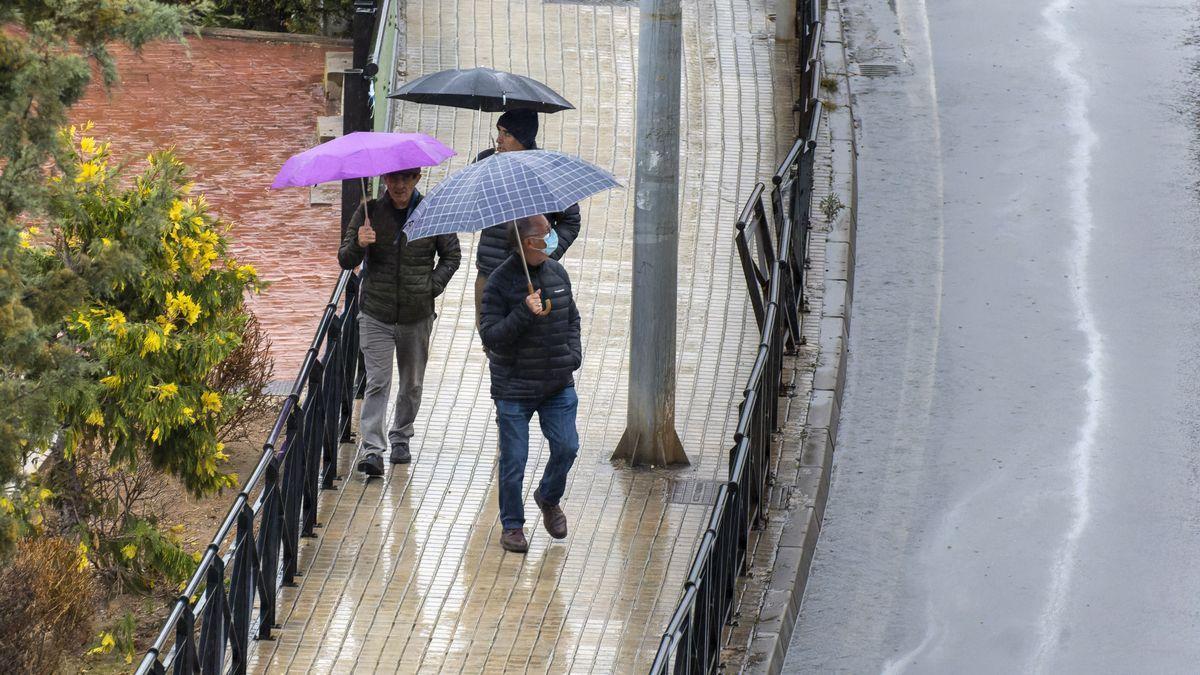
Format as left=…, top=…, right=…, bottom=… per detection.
left=357, top=224, right=376, bottom=247
left=525, top=290, right=548, bottom=316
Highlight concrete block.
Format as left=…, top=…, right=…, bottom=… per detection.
left=757, top=588, right=792, bottom=627
left=324, top=51, right=353, bottom=102
left=821, top=280, right=847, bottom=319
left=823, top=5, right=844, bottom=44
left=821, top=33, right=847, bottom=76
left=813, top=331, right=843, bottom=394
left=807, top=389, right=840, bottom=445
left=309, top=181, right=340, bottom=206
left=829, top=99, right=857, bottom=144
left=825, top=241, right=853, bottom=283
left=771, top=544, right=805, bottom=588
left=800, top=426, right=832, bottom=468
left=777, top=506, right=812, bottom=550
left=820, top=315, right=848, bottom=347
left=317, top=115, right=343, bottom=142
left=794, top=466, right=822, bottom=506
left=746, top=632, right=781, bottom=673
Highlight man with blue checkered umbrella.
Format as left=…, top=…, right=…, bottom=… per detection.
left=402, top=150, right=619, bottom=552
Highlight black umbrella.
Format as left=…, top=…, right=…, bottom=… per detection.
left=388, top=67, right=574, bottom=113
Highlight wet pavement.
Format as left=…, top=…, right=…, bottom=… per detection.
left=238, top=0, right=804, bottom=671
left=72, top=35, right=341, bottom=375
left=786, top=0, right=1200, bottom=672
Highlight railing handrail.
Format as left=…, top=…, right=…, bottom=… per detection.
left=136, top=270, right=356, bottom=673
left=650, top=0, right=823, bottom=670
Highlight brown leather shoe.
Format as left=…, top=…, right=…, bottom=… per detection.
left=500, top=528, right=528, bottom=553
left=533, top=489, right=568, bottom=539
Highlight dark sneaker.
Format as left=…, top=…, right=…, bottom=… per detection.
left=389, top=442, right=411, bottom=465
left=533, top=489, right=568, bottom=539
left=357, top=452, right=384, bottom=477
left=500, top=528, right=529, bottom=553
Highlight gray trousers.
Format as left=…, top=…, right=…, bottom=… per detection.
left=358, top=312, right=434, bottom=456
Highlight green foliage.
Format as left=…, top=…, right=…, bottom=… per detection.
left=87, top=611, right=139, bottom=666
left=819, top=192, right=846, bottom=223
left=46, top=130, right=264, bottom=495
left=83, top=512, right=198, bottom=592
left=174, top=0, right=355, bottom=35
left=0, top=0, right=186, bottom=556
left=0, top=481, right=54, bottom=547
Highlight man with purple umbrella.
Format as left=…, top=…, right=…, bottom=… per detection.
left=338, top=168, right=461, bottom=475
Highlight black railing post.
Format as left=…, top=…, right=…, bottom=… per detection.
left=171, top=604, right=199, bottom=675
left=281, top=409, right=303, bottom=585
left=256, top=456, right=283, bottom=639
left=302, top=362, right=325, bottom=537
left=197, top=552, right=230, bottom=674
left=321, top=318, right=344, bottom=490
left=229, top=504, right=258, bottom=674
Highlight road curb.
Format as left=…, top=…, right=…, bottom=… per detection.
left=747, top=0, right=858, bottom=671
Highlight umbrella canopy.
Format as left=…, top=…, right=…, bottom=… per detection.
left=388, top=67, right=574, bottom=113
left=404, top=150, right=619, bottom=241
left=271, top=131, right=455, bottom=188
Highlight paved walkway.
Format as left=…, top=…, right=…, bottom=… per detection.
left=248, top=0, right=798, bottom=671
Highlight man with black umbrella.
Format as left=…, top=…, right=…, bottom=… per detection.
left=473, top=109, right=582, bottom=334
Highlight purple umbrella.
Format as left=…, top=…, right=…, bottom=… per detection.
left=270, top=131, right=455, bottom=188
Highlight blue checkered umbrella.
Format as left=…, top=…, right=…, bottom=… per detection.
left=403, top=150, right=620, bottom=242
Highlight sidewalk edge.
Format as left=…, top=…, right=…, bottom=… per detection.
left=747, top=1, right=858, bottom=671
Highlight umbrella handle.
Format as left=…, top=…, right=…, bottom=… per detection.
left=360, top=177, right=373, bottom=229
left=514, top=224, right=551, bottom=313
left=526, top=280, right=551, bottom=313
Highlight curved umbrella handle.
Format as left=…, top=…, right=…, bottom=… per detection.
left=514, top=222, right=551, bottom=313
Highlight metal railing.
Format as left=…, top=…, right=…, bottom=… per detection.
left=134, top=271, right=362, bottom=675
left=136, top=1, right=394, bottom=670
left=649, top=1, right=823, bottom=671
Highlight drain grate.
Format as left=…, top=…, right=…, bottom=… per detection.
left=667, top=479, right=795, bottom=508
left=669, top=479, right=722, bottom=505
left=858, top=63, right=900, bottom=77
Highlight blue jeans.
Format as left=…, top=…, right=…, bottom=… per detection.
left=494, top=387, right=580, bottom=530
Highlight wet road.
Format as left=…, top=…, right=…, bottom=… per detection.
left=786, top=0, right=1200, bottom=672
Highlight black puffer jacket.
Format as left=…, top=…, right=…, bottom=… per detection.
left=473, top=148, right=582, bottom=277
left=479, top=255, right=582, bottom=401
left=338, top=190, right=462, bottom=324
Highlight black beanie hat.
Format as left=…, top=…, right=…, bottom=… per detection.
left=497, top=109, right=538, bottom=150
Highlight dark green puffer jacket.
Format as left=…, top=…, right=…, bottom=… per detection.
left=338, top=190, right=462, bottom=324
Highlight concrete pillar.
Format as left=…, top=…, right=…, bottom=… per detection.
left=612, top=0, right=689, bottom=467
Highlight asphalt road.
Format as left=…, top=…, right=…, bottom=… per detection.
left=785, top=1, right=1200, bottom=672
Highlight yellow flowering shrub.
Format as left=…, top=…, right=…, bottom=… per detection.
left=47, top=129, right=266, bottom=496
